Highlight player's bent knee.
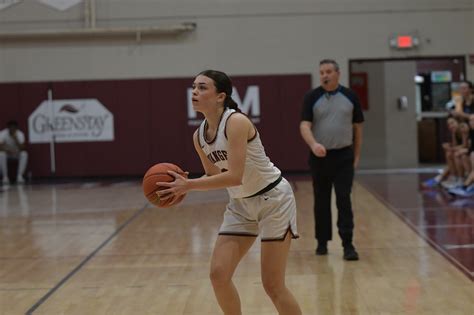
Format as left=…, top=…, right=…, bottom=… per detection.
left=262, top=278, right=285, bottom=300
left=209, top=265, right=232, bottom=286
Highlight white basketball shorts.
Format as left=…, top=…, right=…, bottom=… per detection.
left=219, top=177, right=299, bottom=241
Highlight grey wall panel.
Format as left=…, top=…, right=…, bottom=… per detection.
left=0, top=1, right=472, bottom=83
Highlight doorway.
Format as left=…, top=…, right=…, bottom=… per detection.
left=349, top=56, right=466, bottom=168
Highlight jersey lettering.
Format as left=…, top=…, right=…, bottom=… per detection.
left=207, top=150, right=228, bottom=164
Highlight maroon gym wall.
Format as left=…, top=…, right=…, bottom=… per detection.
left=0, top=74, right=311, bottom=177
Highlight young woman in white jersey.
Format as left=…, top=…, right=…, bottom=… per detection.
left=157, top=70, right=301, bottom=315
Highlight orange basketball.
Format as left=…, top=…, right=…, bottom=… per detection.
left=142, top=163, right=187, bottom=208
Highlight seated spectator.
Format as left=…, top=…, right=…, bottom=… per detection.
left=441, top=117, right=468, bottom=189
left=423, top=117, right=462, bottom=188
left=451, top=80, right=473, bottom=121
left=449, top=114, right=474, bottom=197
left=0, top=120, right=29, bottom=185
left=452, top=121, right=470, bottom=183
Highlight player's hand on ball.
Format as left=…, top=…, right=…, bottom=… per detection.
left=156, top=170, right=189, bottom=200
left=143, top=162, right=187, bottom=207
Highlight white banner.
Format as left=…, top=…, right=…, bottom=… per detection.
left=36, top=0, right=82, bottom=11
left=0, top=0, right=21, bottom=11
left=28, top=99, right=115, bottom=143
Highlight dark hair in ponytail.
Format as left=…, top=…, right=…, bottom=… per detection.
left=198, top=70, right=241, bottom=112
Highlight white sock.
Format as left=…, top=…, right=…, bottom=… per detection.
left=17, top=151, right=28, bottom=178
left=0, top=152, right=7, bottom=179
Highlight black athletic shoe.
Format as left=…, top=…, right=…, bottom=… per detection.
left=343, top=246, right=359, bottom=261
left=315, top=243, right=328, bottom=255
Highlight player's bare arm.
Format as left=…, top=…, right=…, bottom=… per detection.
left=158, top=114, right=251, bottom=197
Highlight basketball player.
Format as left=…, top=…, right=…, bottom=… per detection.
left=156, top=70, right=302, bottom=315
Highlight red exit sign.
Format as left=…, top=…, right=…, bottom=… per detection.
left=390, top=35, right=419, bottom=49
left=397, top=36, right=414, bottom=48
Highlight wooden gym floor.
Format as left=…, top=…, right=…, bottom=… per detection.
left=0, top=173, right=472, bottom=315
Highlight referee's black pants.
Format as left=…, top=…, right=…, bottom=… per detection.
left=309, top=146, right=355, bottom=247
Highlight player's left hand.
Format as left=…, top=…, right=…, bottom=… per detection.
left=156, top=170, right=189, bottom=200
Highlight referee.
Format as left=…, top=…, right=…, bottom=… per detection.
left=300, top=59, right=364, bottom=260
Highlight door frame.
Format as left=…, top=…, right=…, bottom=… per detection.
left=349, top=55, right=467, bottom=84
left=349, top=55, right=467, bottom=165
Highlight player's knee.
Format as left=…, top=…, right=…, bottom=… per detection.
left=209, top=264, right=232, bottom=287
left=261, top=275, right=285, bottom=300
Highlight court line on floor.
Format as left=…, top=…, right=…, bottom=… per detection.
left=357, top=167, right=442, bottom=174
left=357, top=180, right=473, bottom=281
left=397, top=206, right=474, bottom=212
left=445, top=244, right=474, bottom=249
left=421, top=224, right=473, bottom=229
left=25, top=202, right=149, bottom=315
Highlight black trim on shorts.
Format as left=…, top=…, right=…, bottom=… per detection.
left=218, top=232, right=259, bottom=237
left=244, top=175, right=283, bottom=199
left=261, top=226, right=299, bottom=242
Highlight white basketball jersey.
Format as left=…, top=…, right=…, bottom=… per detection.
left=0, top=129, right=25, bottom=155
left=198, top=109, right=281, bottom=198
